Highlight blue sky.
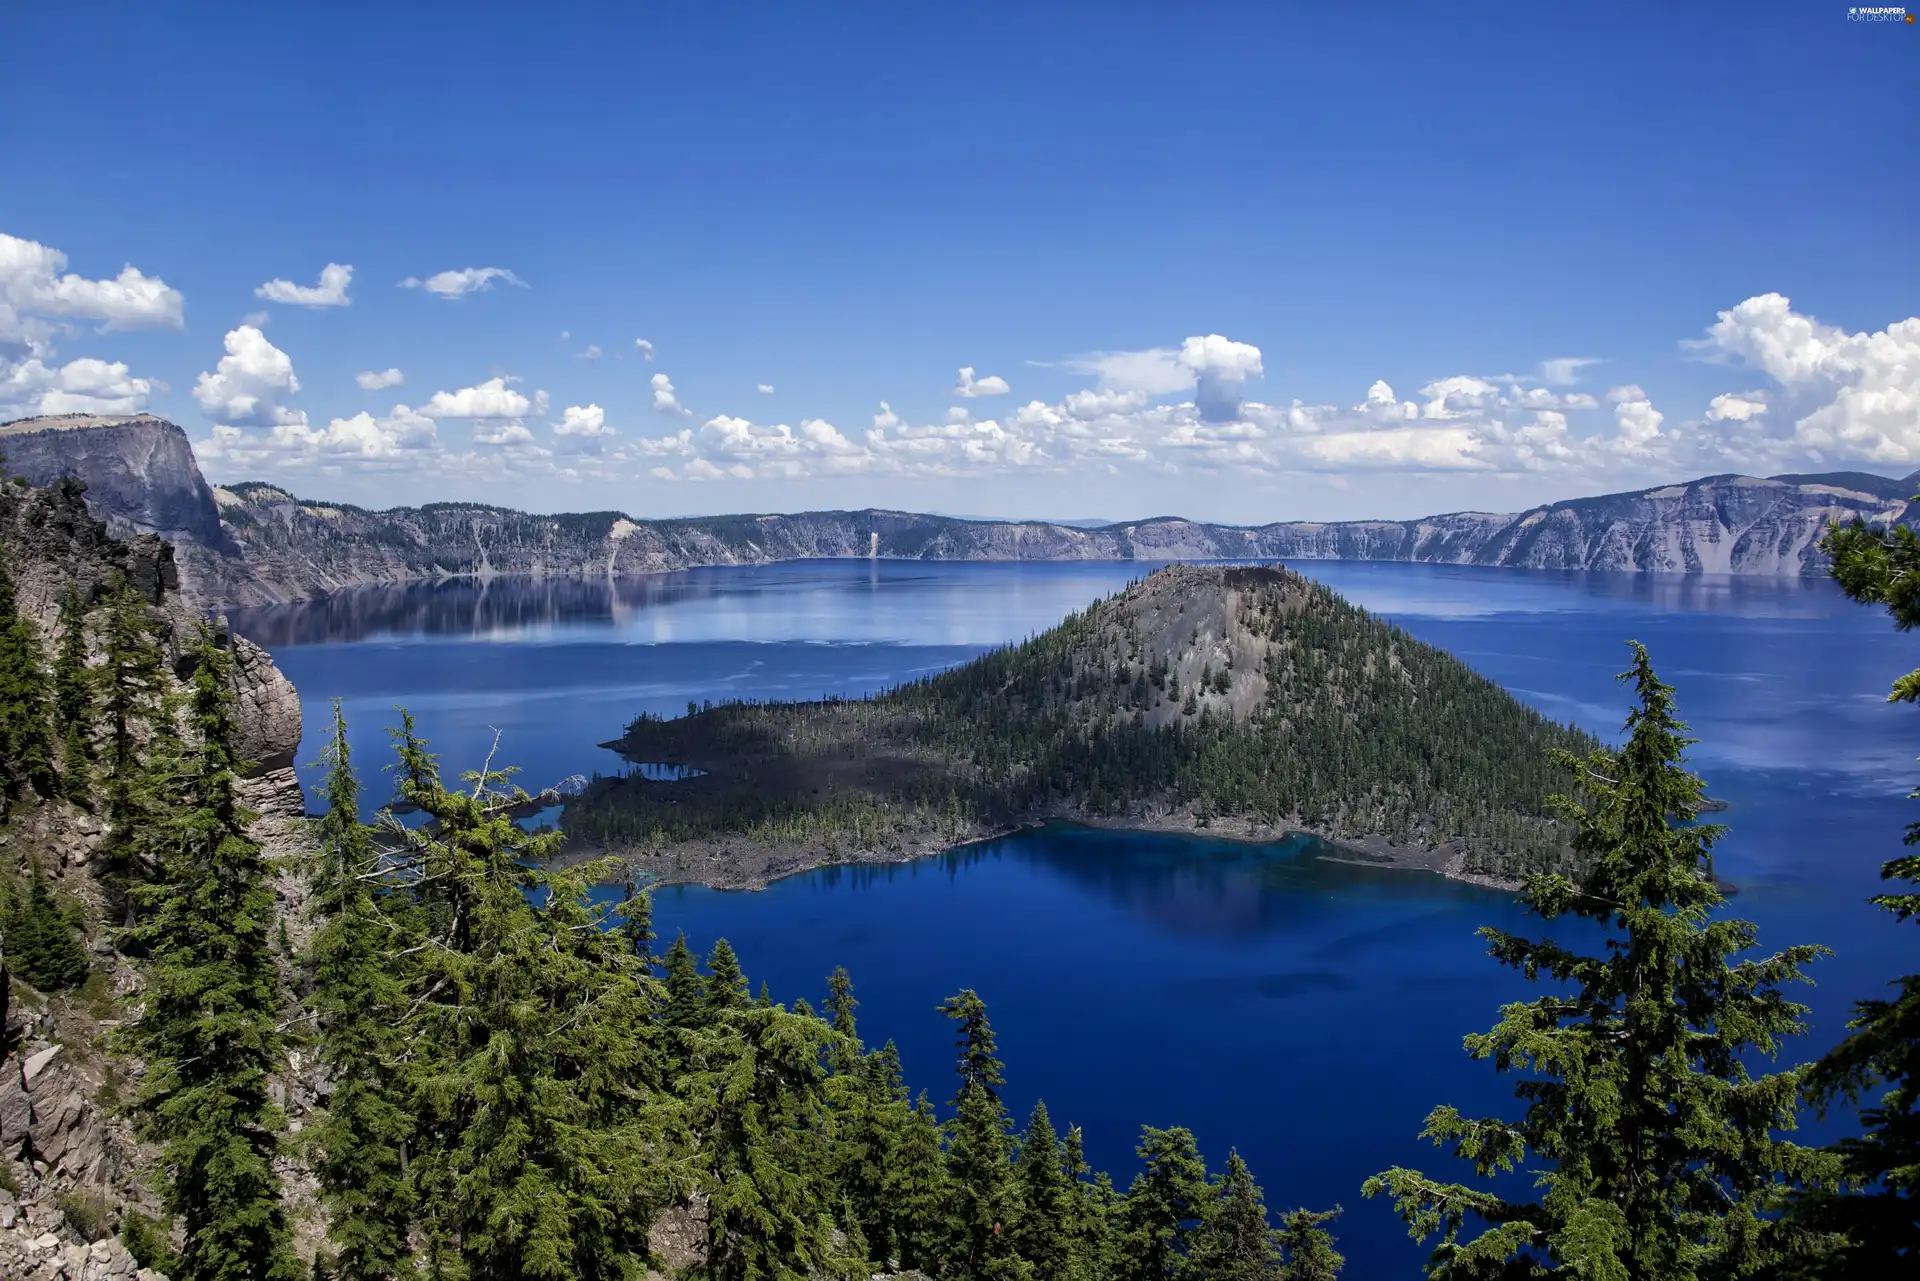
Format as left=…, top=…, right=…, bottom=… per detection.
left=3, top=1, right=1916, bottom=521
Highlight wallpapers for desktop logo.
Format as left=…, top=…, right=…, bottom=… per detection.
left=1847, top=5, right=1914, bottom=20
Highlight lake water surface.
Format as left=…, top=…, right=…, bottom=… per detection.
left=231, top=560, right=1917, bottom=1276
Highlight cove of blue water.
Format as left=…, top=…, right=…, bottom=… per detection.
left=231, top=559, right=1917, bottom=1276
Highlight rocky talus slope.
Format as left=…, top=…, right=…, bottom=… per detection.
left=5, top=415, right=1914, bottom=610
left=0, top=473, right=312, bottom=1280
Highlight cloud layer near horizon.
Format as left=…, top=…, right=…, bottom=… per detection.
left=2, top=230, right=1916, bottom=505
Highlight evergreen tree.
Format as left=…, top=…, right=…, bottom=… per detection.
left=707, top=937, right=750, bottom=1012
left=1273, top=1208, right=1344, bottom=1281
left=1189, top=1151, right=1282, bottom=1281
left=1120, top=1127, right=1209, bottom=1281
left=1790, top=515, right=1920, bottom=1268
left=53, top=584, right=94, bottom=805
left=663, top=931, right=707, bottom=1031
left=1063, top=1125, right=1119, bottom=1279
left=389, top=728, right=668, bottom=1281
left=98, top=575, right=167, bottom=910
left=1365, top=643, right=1836, bottom=1279
left=305, top=702, right=414, bottom=1281
left=1011, top=1100, right=1076, bottom=1279
left=0, top=551, right=58, bottom=808
left=825, top=965, right=860, bottom=1071
left=937, top=989, right=1027, bottom=1281
left=888, top=1091, right=951, bottom=1274
left=2, top=863, right=89, bottom=990
left=618, top=877, right=655, bottom=963
left=684, top=1000, right=849, bottom=1280
left=120, top=629, right=300, bottom=1281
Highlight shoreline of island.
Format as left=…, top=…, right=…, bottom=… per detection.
left=552, top=804, right=1526, bottom=896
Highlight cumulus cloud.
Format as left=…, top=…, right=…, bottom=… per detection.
left=756, top=383, right=774, bottom=394
left=471, top=419, right=535, bottom=446
left=554, top=403, right=613, bottom=437
left=193, top=325, right=305, bottom=427
left=0, top=356, right=156, bottom=418
left=1705, top=391, right=1767, bottom=423
left=255, top=262, right=352, bottom=308
left=0, top=232, right=184, bottom=340
left=576, top=344, right=603, bottom=361
left=197, top=404, right=438, bottom=467
left=399, top=267, right=527, bottom=298
left=356, top=367, right=404, bottom=391
left=652, top=372, right=691, bottom=417
left=634, top=338, right=654, bottom=361
left=1692, top=292, right=1920, bottom=465
left=953, top=366, right=1011, bottom=398
left=1059, top=335, right=1263, bottom=422
left=421, top=376, right=534, bottom=419
left=873, top=401, right=901, bottom=429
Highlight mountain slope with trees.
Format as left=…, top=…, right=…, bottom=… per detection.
left=574, top=564, right=1599, bottom=886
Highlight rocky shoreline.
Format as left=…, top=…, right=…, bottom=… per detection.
left=558, top=805, right=1519, bottom=895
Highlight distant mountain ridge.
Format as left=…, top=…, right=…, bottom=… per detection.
left=2, top=413, right=1911, bottom=610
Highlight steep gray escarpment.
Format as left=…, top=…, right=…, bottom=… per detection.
left=7, top=414, right=1915, bottom=610
left=0, top=414, right=270, bottom=610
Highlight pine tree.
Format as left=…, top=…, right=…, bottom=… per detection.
left=707, top=938, right=750, bottom=1012
left=1188, top=1151, right=1281, bottom=1281
left=53, top=584, right=94, bottom=805
left=389, top=725, right=666, bottom=1281
left=1120, top=1126, right=1209, bottom=1281
left=1011, top=1100, right=1076, bottom=1279
left=1063, top=1125, right=1118, bottom=1279
left=663, top=931, right=707, bottom=1031
left=684, top=1000, right=849, bottom=1281
left=0, top=551, right=59, bottom=808
left=120, top=629, right=300, bottom=1281
left=1790, top=515, right=1920, bottom=1268
left=937, top=989, right=1027, bottom=1281
left=1273, top=1208, right=1344, bottom=1281
left=98, top=575, right=166, bottom=910
left=1364, top=643, right=1837, bottom=1278
left=2, top=863, right=89, bottom=990
left=889, top=1091, right=951, bottom=1273
left=825, top=965, right=860, bottom=1071
left=305, top=702, right=414, bottom=1281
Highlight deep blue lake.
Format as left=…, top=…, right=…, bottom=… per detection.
left=231, top=559, right=1917, bottom=1276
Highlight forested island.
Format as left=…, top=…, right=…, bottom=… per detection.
left=568, top=564, right=1598, bottom=890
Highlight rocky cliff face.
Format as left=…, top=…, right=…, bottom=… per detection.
left=7, top=415, right=1913, bottom=610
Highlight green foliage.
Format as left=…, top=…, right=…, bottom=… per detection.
left=0, top=550, right=59, bottom=809
left=1273, top=1206, right=1345, bottom=1281
left=1188, top=1152, right=1283, bottom=1280
left=1365, top=643, right=1836, bottom=1279
left=304, top=702, right=414, bottom=1281
left=3, top=863, right=90, bottom=990
left=1120, top=1126, right=1209, bottom=1281
left=54, top=584, right=95, bottom=806
left=937, top=989, right=1026, bottom=1280
left=98, top=575, right=167, bottom=912
left=59, top=1186, right=115, bottom=1241
left=119, top=629, right=301, bottom=1281
left=568, top=568, right=1597, bottom=881
left=122, top=1208, right=183, bottom=1277
left=1788, top=516, right=1920, bottom=1270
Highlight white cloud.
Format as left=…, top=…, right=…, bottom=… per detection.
left=0, top=356, right=155, bottom=418
left=873, top=401, right=901, bottom=429
left=756, top=383, right=774, bottom=395
left=1705, top=391, right=1767, bottom=423
left=634, top=338, right=654, bottom=361
left=1539, top=357, right=1601, bottom=386
left=193, top=325, right=305, bottom=427
left=1693, top=292, right=1920, bottom=465
left=555, top=403, right=613, bottom=437
left=953, top=366, right=1011, bottom=398
left=471, top=419, right=535, bottom=446
left=421, top=376, right=533, bottom=419
left=1060, top=335, right=1262, bottom=422
left=255, top=262, right=352, bottom=308
left=356, top=367, right=405, bottom=391
left=652, top=372, right=691, bottom=417
left=196, top=404, right=438, bottom=466
left=399, top=266, right=527, bottom=298
left=0, top=232, right=184, bottom=338
left=576, top=344, right=603, bottom=361
left=1604, top=384, right=1649, bottom=404
left=1064, top=348, right=1193, bottom=396
left=1611, top=393, right=1664, bottom=449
